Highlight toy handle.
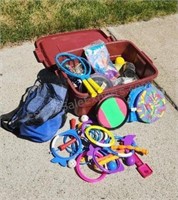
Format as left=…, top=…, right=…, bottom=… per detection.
left=59, top=138, right=76, bottom=151
left=70, top=118, right=76, bottom=129
left=99, top=155, right=118, bottom=166
left=96, top=154, right=118, bottom=166
left=87, top=78, right=104, bottom=94
left=58, top=118, right=77, bottom=151
left=134, top=146, right=148, bottom=155
left=82, top=79, right=97, bottom=98
left=116, top=145, right=149, bottom=155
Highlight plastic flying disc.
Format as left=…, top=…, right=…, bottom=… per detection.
left=96, top=95, right=129, bottom=130
left=136, top=86, right=166, bottom=123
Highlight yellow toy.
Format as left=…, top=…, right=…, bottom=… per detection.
left=111, top=145, right=149, bottom=155
left=115, top=56, right=126, bottom=71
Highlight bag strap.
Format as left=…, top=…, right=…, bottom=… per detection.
left=0, top=81, right=38, bottom=133
left=0, top=108, right=20, bottom=133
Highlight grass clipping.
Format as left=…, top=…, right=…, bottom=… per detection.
left=0, top=0, right=177, bottom=47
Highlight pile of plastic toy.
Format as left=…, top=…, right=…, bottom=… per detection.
left=50, top=116, right=153, bottom=183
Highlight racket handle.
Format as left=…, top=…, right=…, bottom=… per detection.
left=82, top=79, right=97, bottom=98
left=88, top=78, right=104, bottom=94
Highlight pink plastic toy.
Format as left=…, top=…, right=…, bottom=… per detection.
left=134, top=153, right=153, bottom=178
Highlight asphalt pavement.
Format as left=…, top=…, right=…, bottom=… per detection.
left=0, top=14, right=178, bottom=200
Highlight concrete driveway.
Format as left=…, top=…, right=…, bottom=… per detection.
left=0, top=14, right=178, bottom=200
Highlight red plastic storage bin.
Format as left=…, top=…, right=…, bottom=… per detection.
left=34, top=29, right=158, bottom=116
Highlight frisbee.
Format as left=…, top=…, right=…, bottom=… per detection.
left=136, top=86, right=166, bottom=123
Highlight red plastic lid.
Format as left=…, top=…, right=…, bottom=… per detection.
left=34, top=29, right=113, bottom=68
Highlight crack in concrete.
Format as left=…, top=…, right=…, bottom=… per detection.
left=153, top=81, right=178, bottom=111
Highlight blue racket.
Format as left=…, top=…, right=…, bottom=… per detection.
left=55, top=53, right=103, bottom=97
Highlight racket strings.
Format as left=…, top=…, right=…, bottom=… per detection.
left=56, top=52, right=103, bottom=97
left=62, top=55, right=87, bottom=73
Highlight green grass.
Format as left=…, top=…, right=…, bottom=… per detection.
left=0, top=0, right=177, bottom=47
